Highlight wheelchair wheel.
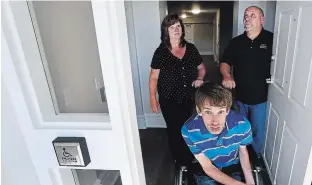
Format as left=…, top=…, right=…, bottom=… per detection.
left=174, top=164, right=189, bottom=185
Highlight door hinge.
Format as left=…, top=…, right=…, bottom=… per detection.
left=99, top=87, right=107, bottom=103
left=266, top=77, right=274, bottom=84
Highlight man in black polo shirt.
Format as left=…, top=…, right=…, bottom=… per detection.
left=220, top=6, right=273, bottom=157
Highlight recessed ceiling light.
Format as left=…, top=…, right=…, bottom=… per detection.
left=181, top=14, right=187, bottom=19
left=192, top=8, right=201, bottom=14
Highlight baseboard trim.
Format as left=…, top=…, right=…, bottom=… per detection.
left=199, top=51, right=214, bottom=55
left=144, top=113, right=167, bottom=128
left=213, top=53, right=218, bottom=62
left=137, top=114, right=146, bottom=129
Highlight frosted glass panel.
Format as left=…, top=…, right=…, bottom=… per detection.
left=28, top=1, right=108, bottom=113
left=73, top=169, right=122, bottom=185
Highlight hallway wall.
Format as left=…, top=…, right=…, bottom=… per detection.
left=232, top=1, right=276, bottom=37
left=167, top=1, right=234, bottom=63
left=183, top=13, right=215, bottom=54
left=125, top=1, right=167, bottom=128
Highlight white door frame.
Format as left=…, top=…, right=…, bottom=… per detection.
left=2, top=1, right=145, bottom=185
left=211, top=9, right=220, bottom=63
left=215, top=9, right=220, bottom=63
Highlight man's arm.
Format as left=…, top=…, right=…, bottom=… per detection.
left=220, top=63, right=236, bottom=89
left=220, top=39, right=236, bottom=89
left=195, top=153, right=246, bottom=185
left=239, top=146, right=255, bottom=185
left=220, top=63, right=231, bottom=79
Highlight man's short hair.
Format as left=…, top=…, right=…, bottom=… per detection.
left=246, top=6, right=264, bottom=17
left=195, top=82, right=232, bottom=111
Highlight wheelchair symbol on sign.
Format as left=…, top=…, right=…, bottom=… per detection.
left=63, top=148, right=72, bottom=157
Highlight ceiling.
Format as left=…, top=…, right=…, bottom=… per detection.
left=167, top=1, right=233, bottom=16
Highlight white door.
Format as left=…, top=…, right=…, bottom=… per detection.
left=263, top=1, right=312, bottom=185
left=2, top=1, right=146, bottom=185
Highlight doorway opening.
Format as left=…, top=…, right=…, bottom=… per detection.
left=125, top=1, right=277, bottom=185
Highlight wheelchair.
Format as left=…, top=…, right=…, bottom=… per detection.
left=174, top=86, right=268, bottom=185
left=174, top=155, right=266, bottom=185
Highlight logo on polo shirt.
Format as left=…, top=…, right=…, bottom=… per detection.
left=260, top=44, right=267, bottom=49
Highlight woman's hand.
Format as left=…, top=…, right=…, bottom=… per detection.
left=192, top=79, right=204, bottom=88
left=150, top=98, right=160, bottom=114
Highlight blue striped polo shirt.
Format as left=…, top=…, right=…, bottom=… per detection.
left=181, top=110, right=253, bottom=168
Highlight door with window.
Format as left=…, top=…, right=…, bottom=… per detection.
left=2, top=1, right=145, bottom=185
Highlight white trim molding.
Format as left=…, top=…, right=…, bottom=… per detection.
left=137, top=113, right=166, bottom=129
left=137, top=114, right=147, bottom=129
left=213, top=53, right=218, bottom=63
left=199, top=51, right=214, bottom=55
left=144, top=113, right=167, bottom=128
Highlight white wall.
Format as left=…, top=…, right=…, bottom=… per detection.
left=232, top=1, right=276, bottom=37
left=232, top=1, right=240, bottom=37
left=159, top=1, right=168, bottom=23
left=213, top=16, right=216, bottom=55
left=264, top=1, right=277, bottom=33
left=31, top=1, right=108, bottom=113
left=183, top=13, right=215, bottom=23
left=212, top=11, right=220, bottom=61
left=1, top=80, right=41, bottom=185
left=215, top=10, right=220, bottom=61
left=194, top=24, right=213, bottom=53
left=184, top=14, right=214, bottom=54
left=183, top=23, right=214, bottom=53
left=125, top=1, right=167, bottom=127
left=124, top=1, right=144, bottom=118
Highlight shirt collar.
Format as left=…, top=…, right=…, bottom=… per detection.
left=244, top=28, right=265, bottom=41
left=217, top=121, right=229, bottom=139
left=198, top=116, right=229, bottom=138
left=197, top=116, right=209, bottom=135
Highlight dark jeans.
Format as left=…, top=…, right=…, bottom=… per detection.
left=159, top=96, right=195, bottom=165
left=236, top=101, right=268, bottom=155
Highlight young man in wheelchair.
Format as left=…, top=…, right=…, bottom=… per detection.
left=181, top=82, right=255, bottom=185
